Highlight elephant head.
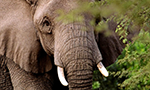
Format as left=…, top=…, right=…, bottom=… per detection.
left=27, top=0, right=108, bottom=89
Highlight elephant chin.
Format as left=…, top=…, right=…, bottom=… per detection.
left=57, top=62, right=108, bottom=86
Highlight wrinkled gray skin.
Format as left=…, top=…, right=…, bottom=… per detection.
left=0, top=0, right=124, bottom=90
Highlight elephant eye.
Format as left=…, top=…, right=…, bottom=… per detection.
left=41, top=16, right=54, bottom=34
left=26, top=0, right=37, bottom=6
left=43, top=20, right=50, bottom=26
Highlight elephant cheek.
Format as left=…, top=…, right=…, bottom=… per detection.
left=37, top=31, right=54, bottom=56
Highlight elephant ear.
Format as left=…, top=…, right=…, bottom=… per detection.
left=0, top=24, right=52, bottom=73
left=96, top=20, right=125, bottom=67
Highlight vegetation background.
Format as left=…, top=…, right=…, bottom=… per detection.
left=91, top=0, right=150, bottom=90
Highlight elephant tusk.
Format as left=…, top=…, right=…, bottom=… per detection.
left=57, top=66, right=68, bottom=86
left=97, top=62, right=109, bottom=77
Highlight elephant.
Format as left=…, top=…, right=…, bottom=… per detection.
left=0, top=0, right=125, bottom=90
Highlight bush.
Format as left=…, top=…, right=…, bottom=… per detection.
left=92, top=0, right=150, bottom=89
left=93, top=31, right=150, bottom=90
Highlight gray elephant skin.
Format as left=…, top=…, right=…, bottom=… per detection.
left=0, top=0, right=124, bottom=90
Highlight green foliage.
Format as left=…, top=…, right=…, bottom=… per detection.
left=115, top=19, right=129, bottom=43
left=93, top=31, right=150, bottom=90
left=92, top=81, right=100, bottom=89
left=93, top=69, right=120, bottom=90
left=116, top=31, right=150, bottom=89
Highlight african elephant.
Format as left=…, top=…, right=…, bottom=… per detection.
left=0, top=0, right=124, bottom=90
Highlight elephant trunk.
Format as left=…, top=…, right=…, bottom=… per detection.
left=65, top=52, right=94, bottom=90
left=54, top=22, right=103, bottom=89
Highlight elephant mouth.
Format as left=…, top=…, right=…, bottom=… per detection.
left=57, top=62, right=108, bottom=86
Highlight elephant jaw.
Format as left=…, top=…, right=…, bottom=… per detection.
left=57, top=62, right=108, bottom=86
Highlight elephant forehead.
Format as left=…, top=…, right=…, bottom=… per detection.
left=33, top=0, right=79, bottom=22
